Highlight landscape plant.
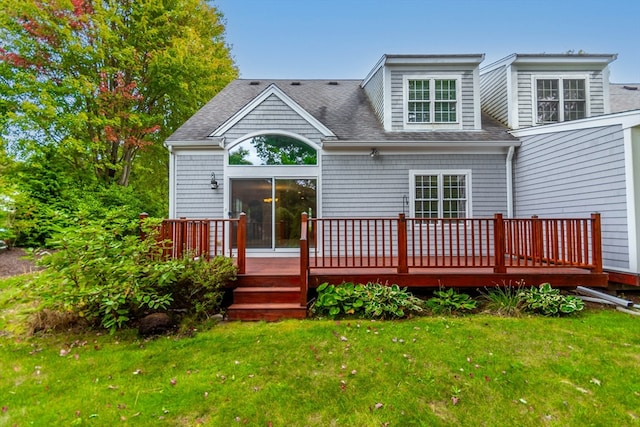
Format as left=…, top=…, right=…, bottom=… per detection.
left=519, top=282, right=585, bottom=316
left=32, top=214, right=237, bottom=332
left=479, top=282, right=525, bottom=316
left=426, top=287, right=478, bottom=315
left=311, top=282, right=424, bottom=319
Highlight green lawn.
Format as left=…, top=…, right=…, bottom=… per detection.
left=2, top=306, right=640, bottom=426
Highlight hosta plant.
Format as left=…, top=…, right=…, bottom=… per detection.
left=519, top=283, right=584, bottom=316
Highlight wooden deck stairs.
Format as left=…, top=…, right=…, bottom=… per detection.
left=226, top=274, right=307, bottom=321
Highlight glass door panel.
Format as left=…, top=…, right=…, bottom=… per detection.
left=230, top=179, right=273, bottom=249
left=275, top=179, right=316, bottom=248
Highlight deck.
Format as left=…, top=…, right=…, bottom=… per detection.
left=153, top=213, right=608, bottom=320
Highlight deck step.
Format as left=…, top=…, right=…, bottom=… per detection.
left=233, top=287, right=302, bottom=304
left=235, top=274, right=301, bottom=288
left=226, top=303, right=307, bottom=321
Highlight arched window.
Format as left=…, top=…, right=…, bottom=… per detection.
left=229, top=134, right=317, bottom=166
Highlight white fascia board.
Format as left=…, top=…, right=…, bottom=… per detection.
left=480, top=53, right=517, bottom=75
left=164, top=139, right=224, bottom=149
left=510, top=54, right=617, bottom=67
left=384, top=54, right=485, bottom=66
left=362, top=54, right=387, bottom=88
left=322, top=140, right=520, bottom=154
left=511, top=110, right=640, bottom=137
left=210, top=84, right=336, bottom=138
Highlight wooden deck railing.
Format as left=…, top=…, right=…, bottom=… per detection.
left=149, top=213, right=246, bottom=274
left=303, top=213, right=602, bottom=275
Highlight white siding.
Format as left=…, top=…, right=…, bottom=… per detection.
left=175, top=154, right=224, bottom=218
left=322, top=154, right=508, bottom=217
left=514, top=125, right=629, bottom=269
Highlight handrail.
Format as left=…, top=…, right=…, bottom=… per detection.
left=155, top=215, right=246, bottom=274
left=302, top=213, right=602, bottom=275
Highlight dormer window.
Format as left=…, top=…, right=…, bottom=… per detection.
left=536, top=77, right=587, bottom=123
left=406, top=78, right=458, bottom=125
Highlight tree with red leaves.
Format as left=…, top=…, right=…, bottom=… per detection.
left=0, top=0, right=237, bottom=187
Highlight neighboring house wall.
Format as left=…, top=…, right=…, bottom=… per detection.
left=175, top=153, right=224, bottom=218
left=513, top=125, right=629, bottom=270
left=321, top=153, right=508, bottom=217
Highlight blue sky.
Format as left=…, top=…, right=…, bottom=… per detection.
left=214, top=0, right=639, bottom=83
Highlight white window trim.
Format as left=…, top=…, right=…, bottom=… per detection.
left=531, top=74, right=590, bottom=125
left=403, top=75, right=462, bottom=130
left=409, top=170, right=473, bottom=218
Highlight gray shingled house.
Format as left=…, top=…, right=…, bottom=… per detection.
left=165, top=53, right=640, bottom=286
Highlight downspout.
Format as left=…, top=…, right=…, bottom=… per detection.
left=506, top=146, right=515, bottom=218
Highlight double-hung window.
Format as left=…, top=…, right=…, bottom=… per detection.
left=536, top=77, right=586, bottom=123
left=411, top=171, right=471, bottom=218
left=407, top=78, right=458, bottom=124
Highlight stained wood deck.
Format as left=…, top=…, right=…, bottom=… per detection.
left=236, top=256, right=608, bottom=289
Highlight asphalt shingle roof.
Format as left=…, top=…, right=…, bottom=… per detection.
left=610, top=83, right=640, bottom=113
left=166, top=79, right=516, bottom=143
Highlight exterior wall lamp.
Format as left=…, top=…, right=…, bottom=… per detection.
left=211, top=172, right=219, bottom=190
left=370, top=148, right=379, bottom=158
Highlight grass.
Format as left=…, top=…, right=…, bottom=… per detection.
left=1, top=275, right=640, bottom=425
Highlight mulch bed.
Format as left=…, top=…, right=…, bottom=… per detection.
left=0, top=248, right=41, bottom=277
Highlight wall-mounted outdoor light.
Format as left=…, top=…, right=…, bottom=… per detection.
left=370, top=148, right=379, bottom=158
left=210, top=172, right=219, bottom=190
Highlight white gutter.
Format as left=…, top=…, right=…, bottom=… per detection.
left=506, top=145, right=515, bottom=218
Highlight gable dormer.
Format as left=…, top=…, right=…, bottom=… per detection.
left=480, top=53, right=617, bottom=129
left=362, top=54, right=485, bottom=132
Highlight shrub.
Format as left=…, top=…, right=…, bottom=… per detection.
left=311, top=282, right=424, bottom=319
left=518, top=283, right=585, bottom=316
left=426, top=287, right=478, bottom=315
left=35, top=215, right=177, bottom=332
left=170, top=254, right=237, bottom=320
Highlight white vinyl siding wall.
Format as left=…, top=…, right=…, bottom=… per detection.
left=175, top=153, right=224, bottom=218
left=321, top=154, right=507, bottom=217
left=514, top=125, right=629, bottom=270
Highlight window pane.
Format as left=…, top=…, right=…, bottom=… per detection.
left=434, top=102, right=456, bottom=122
left=408, top=80, right=429, bottom=101
left=442, top=175, right=466, bottom=218
left=408, top=101, right=429, bottom=123
left=415, top=175, right=438, bottom=218
left=435, top=80, right=456, bottom=101
left=229, top=134, right=317, bottom=165
left=537, top=79, right=559, bottom=123
left=563, top=79, right=586, bottom=121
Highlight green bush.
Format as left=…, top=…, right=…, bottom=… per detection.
left=170, top=254, right=237, bottom=320
left=426, top=287, right=478, bottom=315
left=518, top=283, right=584, bottom=316
left=32, top=212, right=237, bottom=332
left=311, top=282, right=424, bottom=319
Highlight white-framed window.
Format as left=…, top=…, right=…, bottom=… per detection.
left=535, top=76, right=587, bottom=124
left=410, top=170, right=471, bottom=218
left=405, top=77, right=459, bottom=125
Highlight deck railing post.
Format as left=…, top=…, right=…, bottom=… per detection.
left=299, top=212, right=310, bottom=307
left=397, top=213, right=408, bottom=273
left=591, top=213, right=603, bottom=273
left=237, top=213, right=246, bottom=274
left=494, top=213, right=506, bottom=273
left=532, top=215, right=543, bottom=263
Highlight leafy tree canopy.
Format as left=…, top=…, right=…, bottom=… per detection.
left=0, top=0, right=237, bottom=187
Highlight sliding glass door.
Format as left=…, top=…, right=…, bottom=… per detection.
left=230, top=178, right=316, bottom=250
